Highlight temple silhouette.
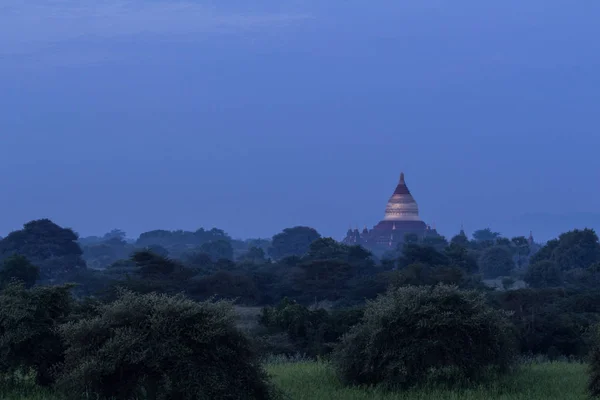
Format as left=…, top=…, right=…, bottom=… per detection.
left=342, top=172, right=439, bottom=250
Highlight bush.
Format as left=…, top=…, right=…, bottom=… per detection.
left=260, top=298, right=363, bottom=358
left=56, top=290, right=277, bottom=400
left=589, top=324, right=600, bottom=397
left=0, top=255, right=40, bottom=288
left=0, top=282, right=74, bottom=386
left=332, top=284, right=517, bottom=389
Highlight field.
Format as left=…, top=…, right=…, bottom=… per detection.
left=268, top=361, right=588, bottom=400
left=0, top=361, right=589, bottom=399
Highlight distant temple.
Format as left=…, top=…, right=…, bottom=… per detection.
left=343, top=172, right=439, bottom=250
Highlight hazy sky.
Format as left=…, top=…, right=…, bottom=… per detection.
left=1, top=0, right=599, bottom=242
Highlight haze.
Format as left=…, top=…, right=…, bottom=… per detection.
left=1, top=0, right=599, bottom=242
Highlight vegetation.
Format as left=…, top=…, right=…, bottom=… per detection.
left=332, top=285, right=517, bottom=388
left=1, top=218, right=600, bottom=398
left=56, top=290, right=275, bottom=400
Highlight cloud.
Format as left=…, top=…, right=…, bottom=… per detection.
left=0, top=1, right=313, bottom=56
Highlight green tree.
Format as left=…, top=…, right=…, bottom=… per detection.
left=333, top=285, right=517, bottom=388
left=0, top=219, right=86, bottom=282
left=0, top=255, right=39, bottom=288
left=199, top=239, right=234, bottom=261
left=57, top=290, right=276, bottom=400
left=269, top=226, right=321, bottom=260
left=450, top=231, right=470, bottom=247
left=239, top=246, right=268, bottom=264
left=445, top=243, right=478, bottom=274
left=524, top=261, right=563, bottom=288
left=0, top=282, right=74, bottom=386
left=532, top=229, right=600, bottom=271
left=472, top=228, right=501, bottom=242
left=479, top=246, right=515, bottom=278
left=398, top=244, right=449, bottom=269
left=589, top=324, right=600, bottom=397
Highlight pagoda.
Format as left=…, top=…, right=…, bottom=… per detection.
left=343, top=172, right=437, bottom=250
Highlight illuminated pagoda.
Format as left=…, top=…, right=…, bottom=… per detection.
left=343, top=172, right=438, bottom=250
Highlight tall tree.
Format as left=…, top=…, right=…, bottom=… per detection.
left=0, top=219, right=86, bottom=282
left=268, top=226, right=321, bottom=260
left=0, top=255, right=39, bottom=288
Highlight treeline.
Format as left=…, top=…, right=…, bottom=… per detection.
left=2, top=220, right=600, bottom=360
left=3, top=219, right=600, bottom=398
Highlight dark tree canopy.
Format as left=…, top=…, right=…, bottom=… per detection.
left=199, top=239, right=234, bottom=261
left=0, top=219, right=86, bottom=281
left=0, top=255, right=40, bottom=288
left=472, top=228, right=501, bottom=242
left=532, top=229, right=600, bottom=271
left=268, top=226, right=321, bottom=260
left=479, top=246, right=515, bottom=279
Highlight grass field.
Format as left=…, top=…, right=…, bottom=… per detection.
left=0, top=361, right=590, bottom=399
left=267, top=361, right=590, bottom=400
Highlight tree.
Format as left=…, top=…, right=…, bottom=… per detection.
left=268, top=226, right=321, bottom=260
left=239, top=246, right=268, bottom=264
left=144, top=244, right=169, bottom=258
left=589, top=324, right=600, bottom=397
left=472, top=228, right=501, bottom=242
left=56, top=291, right=276, bottom=400
left=479, top=246, right=515, bottom=278
left=524, top=260, right=563, bottom=288
left=511, top=236, right=531, bottom=268
left=444, top=243, right=478, bottom=274
left=199, top=239, right=234, bottom=261
left=398, top=244, right=449, bottom=269
left=532, top=229, right=600, bottom=271
left=0, top=219, right=86, bottom=282
left=422, top=233, right=449, bottom=251
left=450, top=231, right=470, bottom=247
left=0, top=282, right=74, bottom=386
left=332, top=285, right=517, bottom=388
left=0, top=255, right=39, bottom=288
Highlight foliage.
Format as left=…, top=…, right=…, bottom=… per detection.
left=332, top=285, right=517, bottom=389
left=199, top=239, right=234, bottom=261
left=267, top=361, right=588, bottom=400
left=489, top=288, right=600, bottom=357
left=269, top=226, right=321, bottom=260
left=260, top=298, right=363, bottom=357
left=56, top=290, right=276, bottom=400
left=0, top=255, right=40, bottom=288
left=0, top=282, right=74, bottom=386
left=532, top=229, right=600, bottom=271
left=472, top=228, right=501, bottom=243
left=188, top=270, right=262, bottom=304
left=478, top=246, right=515, bottom=278
left=0, top=219, right=86, bottom=282
left=524, top=261, right=563, bottom=288
left=398, top=244, right=449, bottom=269
left=389, top=263, right=467, bottom=288
left=590, top=324, right=600, bottom=397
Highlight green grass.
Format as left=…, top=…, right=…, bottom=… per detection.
left=0, top=362, right=590, bottom=399
left=267, top=361, right=590, bottom=400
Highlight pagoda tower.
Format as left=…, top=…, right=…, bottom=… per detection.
left=343, top=172, right=430, bottom=249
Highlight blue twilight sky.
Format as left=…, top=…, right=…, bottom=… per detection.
left=1, top=0, right=599, bottom=242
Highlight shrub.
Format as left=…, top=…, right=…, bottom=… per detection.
left=260, top=298, right=363, bottom=357
left=332, top=284, right=517, bottom=389
left=589, top=324, right=600, bottom=397
left=56, top=290, right=276, bottom=400
left=0, top=255, right=40, bottom=288
left=0, top=282, right=74, bottom=386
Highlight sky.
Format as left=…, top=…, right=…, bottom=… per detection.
left=1, top=0, right=599, bottom=242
